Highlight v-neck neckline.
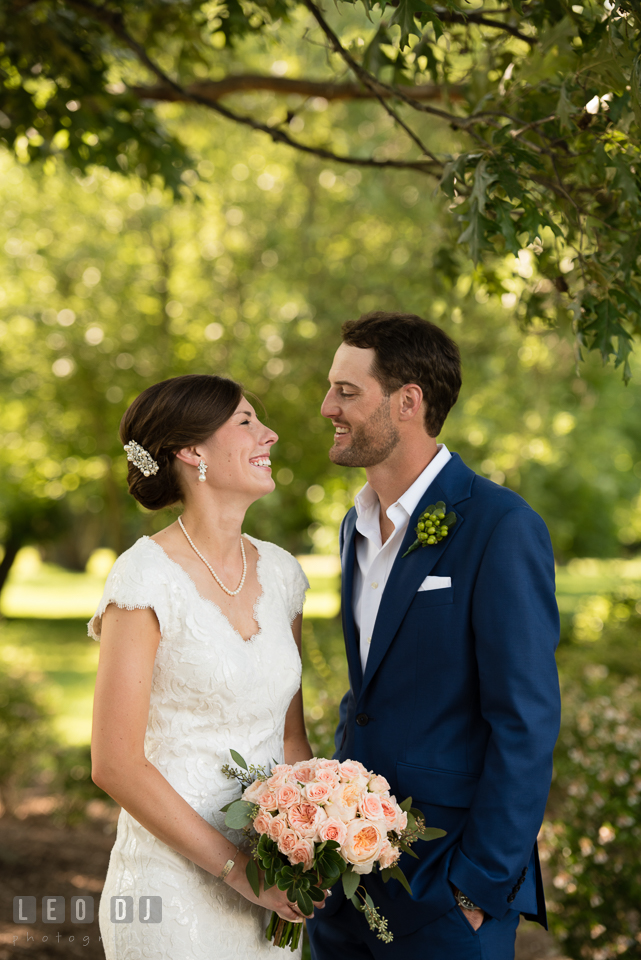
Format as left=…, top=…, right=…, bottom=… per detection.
left=144, top=535, right=266, bottom=644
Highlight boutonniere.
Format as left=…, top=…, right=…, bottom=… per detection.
left=402, top=501, right=457, bottom=557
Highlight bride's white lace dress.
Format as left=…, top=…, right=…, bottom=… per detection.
left=89, top=534, right=308, bottom=960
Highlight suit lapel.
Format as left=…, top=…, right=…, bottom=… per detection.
left=340, top=509, right=362, bottom=697
left=360, top=454, right=475, bottom=696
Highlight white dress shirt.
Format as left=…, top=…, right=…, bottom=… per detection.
left=352, top=444, right=452, bottom=672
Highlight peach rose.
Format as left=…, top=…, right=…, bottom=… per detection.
left=270, top=763, right=293, bottom=778
left=277, top=783, right=302, bottom=808
left=395, top=810, right=408, bottom=835
left=268, top=770, right=291, bottom=790
left=257, top=790, right=279, bottom=812
left=359, top=793, right=385, bottom=822
left=325, top=781, right=365, bottom=822
left=378, top=839, right=401, bottom=869
left=243, top=779, right=267, bottom=803
left=380, top=797, right=400, bottom=829
left=278, top=829, right=299, bottom=854
left=316, top=767, right=340, bottom=790
left=316, top=759, right=341, bottom=774
left=254, top=810, right=273, bottom=836
left=318, top=817, right=348, bottom=846
left=288, top=801, right=327, bottom=839
left=288, top=838, right=315, bottom=871
left=267, top=813, right=288, bottom=842
left=304, top=781, right=332, bottom=804
left=339, top=760, right=368, bottom=781
left=342, top=820, right=384, bottom=871
left=368, top=774, right=391, bottom=795
left=292, top=761, right=318, bottom=784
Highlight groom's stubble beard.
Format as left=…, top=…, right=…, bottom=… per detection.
left=328, top=394, right=400, bottom=467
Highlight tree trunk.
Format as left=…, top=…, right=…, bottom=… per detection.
left=0, top=532, right=22, bottom=597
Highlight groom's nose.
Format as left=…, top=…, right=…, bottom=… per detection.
left=320, top=389, right=338, bottom=419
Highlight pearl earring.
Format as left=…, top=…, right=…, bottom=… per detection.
left=198, top=460, right=208, bottom=482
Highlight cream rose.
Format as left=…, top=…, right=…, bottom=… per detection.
left=243, top=779, right=267, bottom=803
left=304, top=781, right=332, bottom=804
left=288, top=801, right=327, bottom=839
left=325, top=781, right=365, bottom=823
left=368, top=774, right=391, bottom=795
left=254, top=810, right=273, bottom=836
left=277, top=783, right=302, bottom=808
left=341, top=819, right=384, bottom=868
left=288, top=838, right=315, bottom=871
left=359, top=793, right=385, bottom=822
left=316, top=759, right=341, bottom=774
left=317, top=817, right=348, bottom=846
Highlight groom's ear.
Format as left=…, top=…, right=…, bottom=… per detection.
left=397, top=383, right=424, bottom=423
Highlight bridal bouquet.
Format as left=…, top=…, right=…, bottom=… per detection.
left=222, top=752, right=446, bottom=951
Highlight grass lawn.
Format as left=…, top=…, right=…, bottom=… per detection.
left=1, top=547, right=639, bottom=749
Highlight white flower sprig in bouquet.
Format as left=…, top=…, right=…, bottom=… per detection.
left=221, top=752, right=446, bottom=951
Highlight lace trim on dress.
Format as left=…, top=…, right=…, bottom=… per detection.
left=144, top=535, right=266, bottom=644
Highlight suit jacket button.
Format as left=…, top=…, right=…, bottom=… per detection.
left=521, top=867, right=528, bottom=877
left=356, top=713, right=369, bottom=726
left=507, top=894, right=515, bottom=903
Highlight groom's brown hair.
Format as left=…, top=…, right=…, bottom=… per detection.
left=341, top=311, right=461, bottom=437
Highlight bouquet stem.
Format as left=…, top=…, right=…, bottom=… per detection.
left=266, top=912, right=303, bottom=951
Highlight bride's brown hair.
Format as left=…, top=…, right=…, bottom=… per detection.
left=120, top=374, right=243, bottom=511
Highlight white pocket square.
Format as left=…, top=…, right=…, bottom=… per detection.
left=418, top=576, right=451, bottom=592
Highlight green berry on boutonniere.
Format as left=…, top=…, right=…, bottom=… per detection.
left=402, top=502, right=457, bottom=557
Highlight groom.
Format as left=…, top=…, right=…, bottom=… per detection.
left=307, top=311, right=561, bottom=960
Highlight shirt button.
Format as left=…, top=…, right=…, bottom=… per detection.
left=371, top=582, right=378, bottom=589
left=367, top=636, right=372, bottom=644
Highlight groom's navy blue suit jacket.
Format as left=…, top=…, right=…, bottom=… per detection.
left=325, top=452, right=560, bottom=935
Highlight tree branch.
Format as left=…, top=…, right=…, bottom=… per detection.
left=302, top=0, right=442, bottom=166
left=63, top=0, right=441, bottom=176
left=433, top=7, right=538, bottom=46
left=131, top=76, right=464, bottom=103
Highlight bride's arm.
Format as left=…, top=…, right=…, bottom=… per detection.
left=283, top=613, right=314, bottom=765
left=91, top=604, right=305, bottom=920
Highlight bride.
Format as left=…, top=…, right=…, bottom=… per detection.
left=90, top=373, right=320, bottom=959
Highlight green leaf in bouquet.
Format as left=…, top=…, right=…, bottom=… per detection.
left=287, top=887, right=297, bottom=902
left=342, top=868, right=360, bottom=900
left=419, top=827, right=448, bottom=841
left=309, top=886, right=325, bottom=902
left=224, top=799, right=254, bottom=829
left=264, top=868, right=276, bottom=890
left=406, top=811, right=416, bottom=830
left=390, top=865, right=413, bottom=896
left=320, top=860, right=341, bottom=881
left=399, top=841, right=419, bottom=859
left=315, top=841, right=327, bottom=855
left=230, top=749, right=248, bottom=770
left=246, top=858, right=261, bottom=898
left=399, top=796, right=413, bottom=813
left=364, top=893, right=376, bottom=911
left=442, top=512, right=457, bottom=528
left=219, top=801, right=233, bottom=812
left=297, top=890, right=313, bottom=916
left=381, top=867, right=394, bottom=883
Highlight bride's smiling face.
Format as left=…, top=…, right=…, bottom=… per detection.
left=182, top=398, right=278, bottom=500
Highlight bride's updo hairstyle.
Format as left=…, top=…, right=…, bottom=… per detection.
left=120, top=374, right=243, bottom=511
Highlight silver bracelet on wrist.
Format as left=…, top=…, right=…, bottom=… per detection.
left=219, top=849, right=238, bottom=882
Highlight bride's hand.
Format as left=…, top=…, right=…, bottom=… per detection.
left=225, top=854, right=327, bottom=922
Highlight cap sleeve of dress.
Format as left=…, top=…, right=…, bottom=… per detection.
left=88, top=539, right=171, bottom=641
left=272, top=547, right=309, bottom=623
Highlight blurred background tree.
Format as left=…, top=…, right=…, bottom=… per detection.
left=2, top=0, right=640, bottom=376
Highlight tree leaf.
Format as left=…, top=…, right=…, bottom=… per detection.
left=458, top=201, right=492, bottom=264
left=230, top=749, right=248, bottom=770
left=389, top=0, right=423, bottom=47
left=246, top=857, right=261, bottom=898
left=342, top=868, right=360, bottom=900
left=439, top=156, right=467, bottom=200
left=469, top=158, right=497, bottom=216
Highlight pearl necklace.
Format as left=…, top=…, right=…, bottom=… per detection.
left=178, top=516, right=247, bottom=597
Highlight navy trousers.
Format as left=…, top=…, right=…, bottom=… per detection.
left=307, top=900, right=520, bottom=960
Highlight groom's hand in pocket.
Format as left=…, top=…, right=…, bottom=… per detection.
left=459, top=906, right=485, bottom=931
